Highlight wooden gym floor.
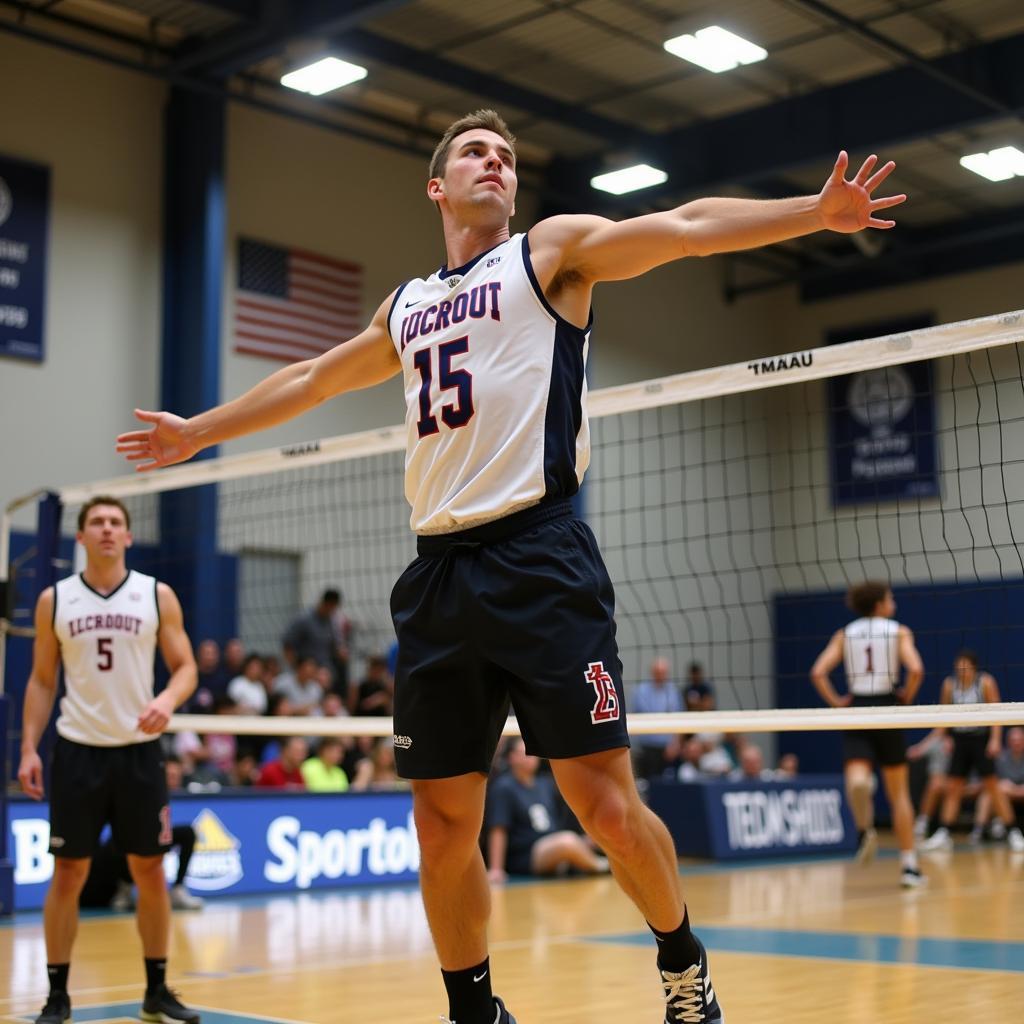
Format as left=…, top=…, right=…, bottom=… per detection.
left=2, top=840, right=1022, bottom=1023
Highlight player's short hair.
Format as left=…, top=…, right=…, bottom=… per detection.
left=954, top=648, right=979, bottom=668
left=846, top=580, right=890, bottom=617
left=78, top=495, right=131, bottom=531
left=429, top=109, right=517, bottom=180
left=321, top=588, right=341, bottom=605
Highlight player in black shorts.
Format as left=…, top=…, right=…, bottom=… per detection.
left=119, top=108, right=906, bottom=1023
left=920, top=651, right=1024, bottom=851
left=17, top=496, right=200, bottom=1024
left=811, top=581, right=926, bottom=887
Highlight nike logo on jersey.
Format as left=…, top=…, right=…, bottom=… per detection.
left=405, top=299, right=419, bottom=308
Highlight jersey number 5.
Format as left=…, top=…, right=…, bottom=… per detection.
left=413, top=337, right=475, bottom=438
left=97, top=637, right=113, bottom=671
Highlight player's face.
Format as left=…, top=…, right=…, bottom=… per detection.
left=430, top=129, right=517, bottom=224
left=77, top=504, right=132, bottom=563
left=954, top=656, right=976, bottom=683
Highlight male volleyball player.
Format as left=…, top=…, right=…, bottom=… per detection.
left=920, top=650, right=1024, bottom=851
left=117, top=109, right=906, bottom=1023
left=17, top=496, right=201, bottom=1024
left=810, top=581, right=926, bottom=887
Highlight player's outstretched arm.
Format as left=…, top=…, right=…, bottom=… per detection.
left=17, top=588, right=60, bottom=800
left=116, top=291, right=402, bottom=471
left=810, top=629, right=850, bottom=709
left=535, top=151, right=905, bottom=284
left=138, top=583, right=199, bottom=734
left=897, top=626, right=924, bottom=703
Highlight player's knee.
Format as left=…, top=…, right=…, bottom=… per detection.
left=413, top=802, right=481, bottom=861
left=847, top=774, right=875, bottom=800
left=51, top=857, right=90, bottom=894
left=577, top=794, right=637, bottom=857
left=128, top=854, right=166, bottom=890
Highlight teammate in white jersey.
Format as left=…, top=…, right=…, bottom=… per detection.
left=117, top=109, right=906, bottom=1024
left=919, top=650, right=1024, bottom=851
left=17, top=497, right=200, bottom=1024
left=811, top=581, right=925, bottom=887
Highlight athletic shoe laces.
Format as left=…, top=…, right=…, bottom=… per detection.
left=662, top=964, right=707, bottom=1022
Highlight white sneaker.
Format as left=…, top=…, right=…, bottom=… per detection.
left=920, top=827, right=953, bottom=851
left=170, top=884, right=204, bottom=910
left=109, top=880, right=134, bottom=912
left=1008, top=828, right=1024, bottom=853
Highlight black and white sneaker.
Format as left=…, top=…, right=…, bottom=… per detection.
left=34, top=992, right=71, bottom=1024
left=661, top=935, right=723, bottom=1023
left=440, top=996, right=516, bottom=1024
left=900, top=866, right=927, bottom=889
left=140, top=985, right=199, bottom=1024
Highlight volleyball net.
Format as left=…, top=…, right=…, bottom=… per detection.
left=4, top=309, right=1024, bottom=745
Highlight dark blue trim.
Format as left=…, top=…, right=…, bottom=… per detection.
left=438, top=238, right=508, bottom=279
left=154, top=577, right=161, bottom=629
left=520, top=233, right=593, bottom=332
left=385, top=280, right=410, bottom=345
left=77, top=571, right=132, bottom=602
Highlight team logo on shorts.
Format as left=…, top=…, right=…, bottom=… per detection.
left=585, top=661, right=620, bottom=724
left=393, top=734, right=413, bottom=750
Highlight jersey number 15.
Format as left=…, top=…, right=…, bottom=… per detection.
left=413, top=337, right=475, bottom=439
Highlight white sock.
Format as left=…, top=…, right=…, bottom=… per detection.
left=900, top=851, right=918, bottom=871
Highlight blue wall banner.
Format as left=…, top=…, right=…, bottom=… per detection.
left=827, top=316, right=938, bottom=506
left=649, top=776, right=857, bottom=860
left=0, top=153, right=50, bottom=362
left=7, top=790, right=417, bottom=911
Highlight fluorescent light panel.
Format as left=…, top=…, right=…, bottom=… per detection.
left=591, top=164, right=668, bottom=195
left=281, top=57, right=367, bottom=96
left=960, top=146, right=1024, bottom=182
left=663, top=25, right=767, bottom=73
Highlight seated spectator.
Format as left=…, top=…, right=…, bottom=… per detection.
left=228, top=653, right=269, bottom=714
left=676, top=738, right=707, bottom=782
left=188, top=638, right=229, bottom=711
left=775, top=753, right=800, bottom=779
left=684, top=661, right=715, bottom=713
left=273, top=656, right=328, bottom=715
left=352, top=654, right=394, bottom=716
left=319, top=692, right=347, bottom=718
left=996, top=725, right=1024, bottom=819
left=204, top=694, right=239, bottom=777
left=696, top=732, right=741, bottom=776
left=257, top=736, right=308, bottom=789
left=301, top=737, right=350, bottom=792
left=258, top=693, right=297, bottom=765
left=485, top=739, right=609, bottom=884
left=351, top=738, right=405, bottom=791
left=222, top=637, right=246, bottom=681
left=229, top=751, right=261, bottom=787
left=631, top=657, right=684, bottom=780
left=730, top=746, right=772, bottom=782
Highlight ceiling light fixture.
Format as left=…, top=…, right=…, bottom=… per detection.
left=959, top=146, right=1024, bottom=182
left=281, top=56, right=368, bottom=96
left=591, top=164, right=669, bottom=195
left=663, top=25, right=767, bottom=73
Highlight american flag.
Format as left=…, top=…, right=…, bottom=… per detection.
left=233, top=238, right=363, bottom=362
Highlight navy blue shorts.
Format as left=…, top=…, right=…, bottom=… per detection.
left=391, top=500, right=630, bottom=779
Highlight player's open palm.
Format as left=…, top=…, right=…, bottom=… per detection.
left=117, top=409, right=197, bottom=471
left=817, top=151, right=906, bottom=233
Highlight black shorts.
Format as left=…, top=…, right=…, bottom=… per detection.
left=391, top=501, right=630, bottom=779
left=49, top=736, right=171, bottom=859
left=842, top=695, right=907, bottom=768
left=949, top=731, right=994, bottom=779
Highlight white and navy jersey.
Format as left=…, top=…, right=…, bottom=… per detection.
left=53, top=570, right=161, bottom=746
left=843, top=617, right=901, bottom=696
left=387, top=232, right=591, bottom=534
left=950, top=674, right=988, bottom=734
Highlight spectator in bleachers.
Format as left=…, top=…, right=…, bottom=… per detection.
left=273, top=655, right=328, bottom=715
left=485, top=739, right=609, bottom=884
left=996, top=725, right=1024, bottom=819
left=222, top=637, right=245, bottom=678
left=301, top=737, right=350, bottom=792
left=631, top=657, right=684, bottom=780
left=257, top=736, right=308, bottom=789
left=684, top=661, right=716, bottom=712
left=229, top=752, right=260, bottom=787
left=351, top=738, right=405, bottom=791
left=330, top=593, right=354, bottom=697
left=319, top=692, right=347, bottom=718
left=676, top=738, right=707, bottom=782
left=730, top=746, right=772, bottom=782
left=696, top=733, right=742, bottom=776
left=189, top=638, right=229, bottom=711
left=775, top=753, right=799, bottom=779
left=203, top=694, right=239, bottom=777
left=352, top=654, right=394, bottom=716
left=282, top=589, right=346, bottom=683
left=228, top=653, right=268, bottom=714
left=262, top=653, right=281, bottom=690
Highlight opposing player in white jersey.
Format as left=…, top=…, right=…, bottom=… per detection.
left=811, top=581, right=925, bottom=887
left=117, top=109, right=906, bottom=1023
left=920, top=650, right=1024, bottom=852
left=17, top=496, right=200, bottom=1024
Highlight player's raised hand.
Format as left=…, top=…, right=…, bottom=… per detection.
left=116, top=409, right=197, bottom=471
left=817, top=151, right=906, bottom=233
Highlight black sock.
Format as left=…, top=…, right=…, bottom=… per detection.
left=47, top=963, right=70, bottom=997
left=441, top=957, right=493, bottom=1024
left=144, top=958, right=166, bottom=995
left=649, top=907, right=700, bottom=972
